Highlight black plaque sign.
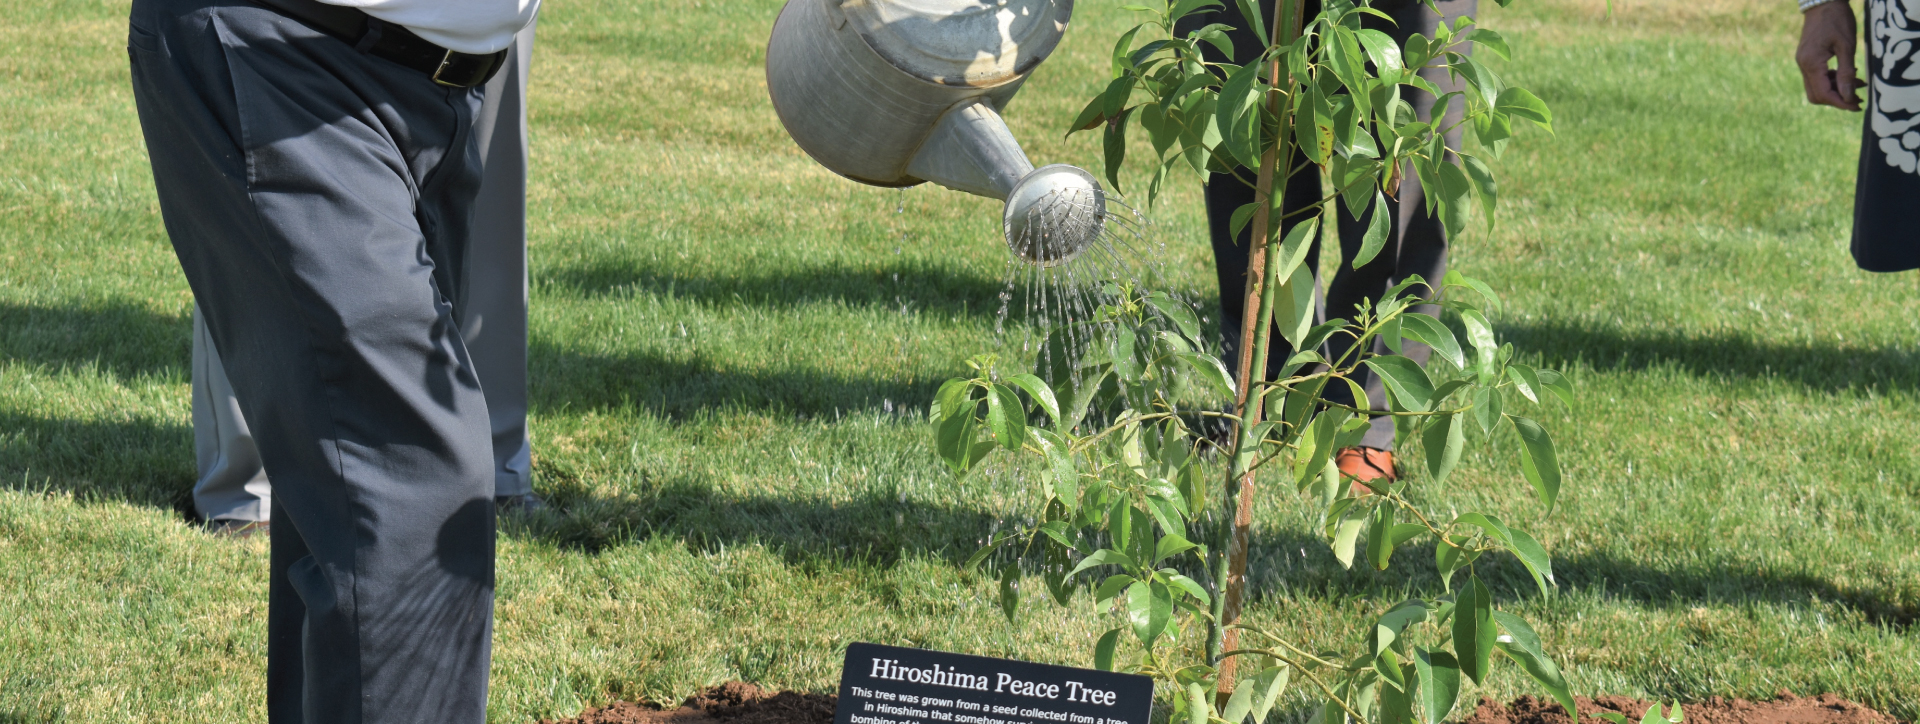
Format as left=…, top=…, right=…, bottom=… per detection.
left=835, top=642, right=1153, bottom=724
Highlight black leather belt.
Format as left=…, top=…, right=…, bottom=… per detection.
left=249, top=0, right=507, bottom=88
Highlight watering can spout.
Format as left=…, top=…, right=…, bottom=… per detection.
left=905, top=100, right=1034, bottom=201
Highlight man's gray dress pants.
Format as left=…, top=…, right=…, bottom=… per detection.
left=129, top=1, right=496, bottom=720
left=189, top=22, right=536, bottom=523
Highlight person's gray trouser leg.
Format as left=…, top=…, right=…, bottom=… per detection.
left=131, top=1, right=495, bottom=720
left=185, top=23, right=535, bottom=514
left=465, top=22, right=535, bottom=497
left=191, top=306, right=271, bottom=522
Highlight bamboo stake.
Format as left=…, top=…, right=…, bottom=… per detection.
left=1215, top=0, right=1306, bottom=702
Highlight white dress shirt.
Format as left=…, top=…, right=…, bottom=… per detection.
left=318, top=0, right=540, bottom=54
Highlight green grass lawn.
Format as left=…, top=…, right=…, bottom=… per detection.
left=2, top=0, right=1917, bottom=721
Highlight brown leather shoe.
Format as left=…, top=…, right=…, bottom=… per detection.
left=1335, top=447, right=1395, bottom=495
left=208, top=519, right=270, bottom=539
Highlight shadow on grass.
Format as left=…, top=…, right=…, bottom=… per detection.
left=0, top=410, right=196, bottom=516
left=0, top=300, right=190, bottom=379
left=529, top=340, right=942, bottom=420
left=541, top=259, right=1008, bottom=318
left=1503, top=320, right=1920, bottom=394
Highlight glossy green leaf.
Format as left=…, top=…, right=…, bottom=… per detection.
left=1508, top=415, right=1563, bottom=512
left=1464, top=28, right=1511, bottom=61
left=1275, top=260, right=1317, bottom=349
left=1434, top=533, right=1479, bottom=590
left=1413, top=649, right=1462, bottom=724
left=1422, top=410, right=1464, bottom=484
left=1165, top=571, right=1210, bottom=607
left=1103, top=107, right=1133, bottom=194
left=1331, top=502, right=1369, bottom=570
left=1453, top=576, right=1496, bottom=684
left=964, top=531, right=1016, bottom=571
left=1396, top=313, right=1463, bottom=369
left=1127, top=580, right=1173, bottom=644
left=1275, top=215, right=1320, bottom=279
left=1094, top=574, right=1135, bottom=605
left=1067, top=548, right=1136, bottom=579
left=1094, top=627, right=1123, bottom=671
left=1355, top=28, right=1405, bottom=72
left=1007, top=373, right=1061, bottom=425
left=1471, top=385, right=1501, bottom=435
left=986, top=384, right=1028, bottom=450
left=1462, top=153, right=1498, bottom=219
left=1507, top=526, right=1556, bottom=594
left=1154, top=531, right=1200, bottom=564
left=1186, top=683, right=1208, bottom=724
left=1176, top=352, right=1238, bottom=400
left=1536, top=368, right=1575, bottom=406
left=1364, top=355, right=1435, bottom=412
left=1436, top=161, right=1473, bottom=236
left=1495, top=86, right=1553, bottom=131
left=1354, top=190, right=1391, bottom=269
left=1449, top=52, right=1503, bottom=107
left=1147, top=292, right=1204, bottom=345
left=1492, top=612, right=1575, bottom=716
left=1505, top=364, right=1541, bottom=404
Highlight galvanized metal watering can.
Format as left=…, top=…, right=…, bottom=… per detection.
left=766, top=0, right=1106, bottom=266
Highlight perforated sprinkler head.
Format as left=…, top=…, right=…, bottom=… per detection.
left=1003, top=164, right=1107, bottom=268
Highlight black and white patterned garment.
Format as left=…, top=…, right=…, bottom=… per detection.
left=1856, top=0, right=1920, bottom=271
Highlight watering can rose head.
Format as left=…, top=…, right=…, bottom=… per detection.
left=766, top=0, right=1104, bottom=267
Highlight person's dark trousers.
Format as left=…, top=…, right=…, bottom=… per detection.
left=1186, top=0, right=1474, bottom=449
left=127, top=1, right=497, bottom=721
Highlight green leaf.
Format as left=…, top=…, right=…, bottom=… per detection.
left=1176, top=352, right=1238, bottom=400
left=1232, top=0, right=1267, bottom=47
left=1275, top=260, right=1317, bottom=349
left=1435, top=161, right=1473, bottom=236
left=935, top=404, right=977, bottom=474
left=1471, top=385, right=1502, bottom=436
left=1434, top=534, right=1480, bottom=590
left=1067, top=549, right=1137, bottom=579
left=1275, top=215, right=1320, bottom=280
left=1222, top=677, right=1256, bottom=724
left=1147, top=292, right=1203, bottom=345
left=1095, top=574, right=1136, bottom=605
left=1453, top=576, right=1496, bottom=684
left=987, top=384, right=1028, bottom=450
left=1444, top=269, right=1503, bottom=312
left=1366, top=504, right=1396, bottom=571
left=1068, top=93, right=1109, bottom=135
left=1007, top=374, right=1061, bottom=426
left=1508, top=526, right=1557, bottom=596
left=1186, top=683, right=1209, bottom=724
left=1459, top=308, right=1498, bottom=366
left=1495, top=86, right=1553, bottom=131
left=1296, top=409, right=1352, bottom=491
left=1165, top=572, right=1210, bottom=607
left=1508, top=415, right=1563, bottom=512
left=1379, top=659, right=1414, bottom=722
left=1492, top=612, right=1575, bottom=716
left=1168, top=0, right=1225, bottom=23
left=1464, top=28, right=1511, bottom=61
left=1413, top=649, right=1462, bottom=724
left=1363, top=356, right=1435, bottom=413
left=1154, top=531, right=1200, bottom=564
left=1110, top=26, right=1144, bottom=76
left=1461, top=153, right=1498, bottom=219
left=1448, top=53, right=1503, bottom=107
left=1032, top=429, right=1079, bottom=506
left=1397, top=313, right=1464, bottom=369
left=1453, top=511, right=1514, bottom=545
left=1229, top=201, right=1259, bottom=242
left=1094, top=627, right=1123, bottom=671
left=1536, top=368, right=1575, bottom=406
left=1216, top=61, right=1265, bottom=170
left=1353, top=190, right=1390, bottom=270
left=1330, top=502, right=1369, bottom=570
left=1354, top=28, right=1405, bottom=73
left=1103, top=107, right=1134, bottom=194
left=1504, top=364, right=1540, bottom=404
left=964, top=531, right=1016, bottom=571
left=1127, top=580, right=1173, bottom=644
left=1251, top=664, right=1290, bottom=724
left=1422, top=410, right=1465, bottom=484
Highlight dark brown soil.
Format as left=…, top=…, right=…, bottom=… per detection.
left=540, top=682, right=837, bottom=724
left=541, top=684, right=1904, bottom=724
left=1461, top=691, right=1905, bottom=724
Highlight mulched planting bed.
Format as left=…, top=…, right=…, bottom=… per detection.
left=542, top=683, right=1903, bottom=724
left=1462, top=692, right=1903, bottom=724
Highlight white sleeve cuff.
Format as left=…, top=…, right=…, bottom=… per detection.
left=1800, top=0, right=1846, bottom=12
